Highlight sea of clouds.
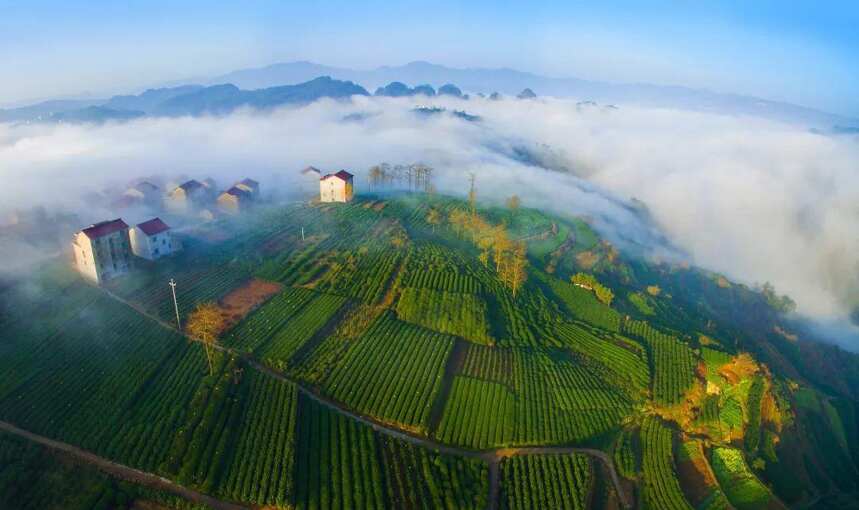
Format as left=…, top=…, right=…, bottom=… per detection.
left=1, top=95, right=857, bottom=345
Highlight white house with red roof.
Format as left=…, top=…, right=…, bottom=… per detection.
left=319, top=170, right=354, bottom=203
left=130, top=217, right=179, bottom=260
left=72, top=218, right=133, bottom=283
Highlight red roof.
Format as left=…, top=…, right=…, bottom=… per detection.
left=81, top=218, right=128, bottom=239
left=137, top=217, right=170, bottom=236
left=321, top=170, right=353, bottom=182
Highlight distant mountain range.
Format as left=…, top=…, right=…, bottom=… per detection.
left=2, top=60, right=857, bottom=128
left=0, top=77, right=369, bottom=123
left=205, top=61, right=858, bottom=128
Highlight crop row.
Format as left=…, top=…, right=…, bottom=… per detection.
left=224, top=287, right=319, bottom=352
left=259, top=292, right=347, bottom=368
left=640, top=417, right=693, bottom=510
left=538, top=271, right=621, bottom=332
left=436, top=376, right=516, bottom=448
left=500, top=454, right=594, bottom=510
left=294, top=397, right=488, bottom=510
left=552, top=322, right=650, bottom=395
left=625, top=320, right=696, bottom=405
left=217, top=370, right=298, bottom=506
left=322, top=313, right=454, bottom=431
left=223, top=286, right=346, bottom=369
left=438, top=345, right=632, bottom=447
left=320, top=249, right=404, bottom=304
left=396, top=287, right=493, bottom=344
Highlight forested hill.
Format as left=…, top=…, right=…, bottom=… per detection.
left=0, top=192, right=857, bottom=509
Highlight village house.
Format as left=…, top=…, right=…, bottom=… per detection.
left=72, top=218, right=133, bottom=283
left=319, top=170, right=354, bottom=203
left=129, top=217, right=179, bottom=260
left=234, top=178, right=260, bottom=199
left=123, top=181, right=161, bottom=207
left=165, top=179, right=210, bottom=213
left=217, top=186, right=253, bottom=214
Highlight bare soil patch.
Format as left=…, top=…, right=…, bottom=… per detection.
left=218, top=278, right=283, bottom=326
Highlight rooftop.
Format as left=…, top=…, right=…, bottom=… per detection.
left=178, top=179, right=204, bottom=192
left=137, top=217, right=170, bottom=236
left=223, top=186, right=252, bottom=198
left=81, top=218, right=128, bottom=239
left=321, top=170, right=354, bottom=182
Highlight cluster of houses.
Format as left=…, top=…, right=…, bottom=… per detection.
left=72, top=167, right=355, bottom=284
left=73, top=176, right=260, bottom=283
left=72, top=217, right=178, bottom=283
left=140, top=177, right=262, bottom=218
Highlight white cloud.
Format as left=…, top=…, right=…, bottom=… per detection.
left=1, top=96, right=857, bottom=340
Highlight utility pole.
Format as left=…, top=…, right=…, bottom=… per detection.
left=168, top=278, right=181, bottom=330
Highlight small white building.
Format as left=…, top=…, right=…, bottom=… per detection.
left=72, top=218, right=133, bottom=283
left=130, top=217, right=179, bottom=260
left=319, top=170, right=354, bottom=203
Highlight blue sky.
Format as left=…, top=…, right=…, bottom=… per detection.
left=1, top=0, right=857, bottom=116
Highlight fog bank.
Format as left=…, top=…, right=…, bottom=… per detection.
left=1, top=95, right=857, bottom=344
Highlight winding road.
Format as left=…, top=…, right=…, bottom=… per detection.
left=26, top=286, right=633, bottom=509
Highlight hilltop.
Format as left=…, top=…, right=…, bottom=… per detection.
left=0, top=192, right=857, bottom=509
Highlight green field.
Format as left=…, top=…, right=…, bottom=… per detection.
left=1, top=192, right=857, bottom=507
left=500, top=454, right=594, bottom=510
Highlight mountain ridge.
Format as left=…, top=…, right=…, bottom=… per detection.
left=206, top=60, right=858, bottom=128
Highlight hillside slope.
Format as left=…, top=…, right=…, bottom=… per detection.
left=0, top=192, right=857, bottom=508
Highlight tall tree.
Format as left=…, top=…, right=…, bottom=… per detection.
left=492, top=225, right=512, bottom=275
left=426, top=207, right=441, bottom=233
left=468, top=173, right=477, bottom=218
left=369, top=165, right=383, bottom=190
left=449, top=209, right=468, bottom=238
left=506, top=195, right=521, bottom=213
left=508, top=241, right=528, bottom=297
left=186, top=302, right=226, bottom=376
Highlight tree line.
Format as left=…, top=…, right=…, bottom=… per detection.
left=367, top=162, right=435, bottom=193
left=446, top=186, right=528, bottom=297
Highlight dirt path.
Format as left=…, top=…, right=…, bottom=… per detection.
left=426, top=338, right=469, bottom=435
left=99, top=286, right=634, bottom=509
left=0, top=420, right=248, bottom=510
